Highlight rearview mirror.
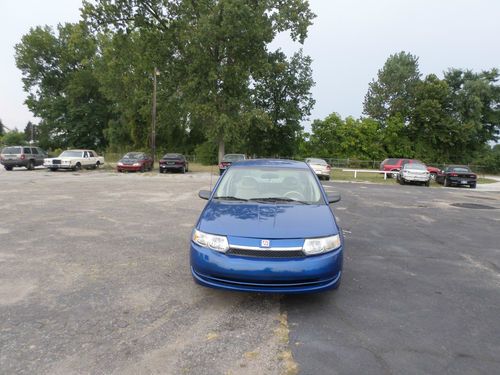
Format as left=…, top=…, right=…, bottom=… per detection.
left=198, top=190, right=211, bottom=200
left=327, top=192, right=341, bottom=204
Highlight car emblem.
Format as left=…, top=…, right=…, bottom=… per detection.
left=261, top=240, right=270, bottom=248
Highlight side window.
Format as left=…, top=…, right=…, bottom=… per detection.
left=31, top=148, right=39, bottom=155
left=88, top=151, right=95, bottom=157
left=24, top=147, right=32, bottom=154
left=83, top=152, right=89, bottom=158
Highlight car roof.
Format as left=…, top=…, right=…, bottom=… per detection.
left=231, top=159, right=309, bottom=169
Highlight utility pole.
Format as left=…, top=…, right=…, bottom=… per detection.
left=151, top=67, right=159, bottom=164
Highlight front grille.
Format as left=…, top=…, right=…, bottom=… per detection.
left=227, top=248, right=305, bottom=258
left=52, top=159, right=61, bottom=164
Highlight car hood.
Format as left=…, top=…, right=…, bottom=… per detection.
left=198, top=201, right=338, bottom=239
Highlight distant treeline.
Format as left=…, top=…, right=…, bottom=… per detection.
left=9, top=2, right=499, bottom=169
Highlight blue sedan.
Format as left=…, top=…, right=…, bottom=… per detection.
left=190, top=159, right=343, bottom=294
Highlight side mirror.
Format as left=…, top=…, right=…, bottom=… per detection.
left=198, top=190, right=211, bottom=200
left=327, top=192, right=341, bottom=204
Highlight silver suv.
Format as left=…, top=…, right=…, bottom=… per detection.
left=0, top=146, right=47, bottom=171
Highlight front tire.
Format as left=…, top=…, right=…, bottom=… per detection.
left=181, top=167, right=186, bottom=174
left=95, top=161, right=100, bottom=169
left=5, top=166, right=13, bottom=171
left=470, top=183, right=476, bottom=189
left=444, top=177, right=450, bottom=187
left=26, top=160, right=34, bottom=170
left=73, top=163, right=81, bottom=171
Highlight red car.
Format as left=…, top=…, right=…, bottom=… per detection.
left=117, top=152, right=153, bottom=172
left=380, top=158, right=440, bottom=179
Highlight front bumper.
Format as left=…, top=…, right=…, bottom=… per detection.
left=160, top=164, right=184, bottom=171
left=401, top=174, right=430, bottom=182
left=117, top=165, right=141, bottom=171
left=44, top=164, right=73, bottom=169
left=190, top=242, right=343, bottom=293
left=448, top=177, right=476, bottom=186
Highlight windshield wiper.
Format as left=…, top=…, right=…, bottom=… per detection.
left=249, top=197, right=310, bottom=205
left=214, top=196, right=248, bottom=202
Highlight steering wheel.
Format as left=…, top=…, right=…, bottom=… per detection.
left=284, top=190, right=306, bottom=201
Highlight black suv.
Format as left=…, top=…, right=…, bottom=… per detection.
left=0, top=146, right=47, bottom=170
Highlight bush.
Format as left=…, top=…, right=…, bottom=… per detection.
left=195, top=141, right=217, bottom=165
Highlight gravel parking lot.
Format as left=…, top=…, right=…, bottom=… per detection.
left=1, top=167, right=499, bottom=374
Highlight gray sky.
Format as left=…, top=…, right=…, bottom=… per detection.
left=1, top=0, right=499, bottom=131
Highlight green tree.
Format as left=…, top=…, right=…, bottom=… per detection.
left=0, top=119, right=5, bottom=137
left=2, top=131, right=27, bottom=146
left=83, top=0, right=316, bottom=162
left=363, top=51, right=421, bottom=124
left=15, top=23, right=111, bottom=150
left=445, top=69, right=500, bottom=153
left=248, top=49, right=315, bottom=156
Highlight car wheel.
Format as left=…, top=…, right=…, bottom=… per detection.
left=391, top=170, right=399, bottom=179
left=26, top=160, right=34, bottom=170
left=444, top=177, right=450, bottom=187
left=49, top=168, right=57, bottom=172
left=140, top=165, right=145, bottom=173
left=5, top=166, right=13, bottom=171
left=95, top=161, right=100, bottom=169
left=74, top=163, right=81, bottom=171
left=470, top=183, right=476, bottom=189
left=400, top=178, right=405, bottom=185
left=325, top=176, right=330, bottom=181
left=181, top=167, right=186, bottom=174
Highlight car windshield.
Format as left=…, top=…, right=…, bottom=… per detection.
left=213, top=167, right=324, bottom=204
left=2, top=147, right=22, bottom=154
left=123, top=152, right=142, bottom=159
left=163, top=154, right=181, bottom=159
left=60, top=151, right=83, bottom=158
left=307, top=158, right=327, bottom=165
left=406, top=163, right=426, bottom=170
left=450, top=167, right=471, bottom=173
left=222, top=154, right=245, bottom=162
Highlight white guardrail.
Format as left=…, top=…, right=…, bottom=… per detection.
left=342, top=169, right=396, bottom=180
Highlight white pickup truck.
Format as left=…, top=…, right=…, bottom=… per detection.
left=44, top=149, right=105, bottom=171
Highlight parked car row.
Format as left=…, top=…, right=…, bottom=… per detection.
left=380, top=157, right=477, bottom=188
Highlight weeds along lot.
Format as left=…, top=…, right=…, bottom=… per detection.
left=1, top=168, right=500, bottom=374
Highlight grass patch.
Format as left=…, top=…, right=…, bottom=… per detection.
left=478, top=177, right=497, bottom=184
left=331, top=169, right=396, bottom=184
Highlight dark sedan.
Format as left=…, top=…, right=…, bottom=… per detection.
left=436, top=165, right=477, bottom=188
left=159, top=153, right=189, bottom=173
left=117, top=152, right=153, bottom=172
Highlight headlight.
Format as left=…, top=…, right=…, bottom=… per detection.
left=133, top=162, right=140, bottom=166
left=117, top=162, right=123, bottom=166
left=303, top=235, right=341, bottom=255
left=192, top=229, right=229, bottom=252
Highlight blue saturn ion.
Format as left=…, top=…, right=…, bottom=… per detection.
left=190, top=159, right=343, bottom=294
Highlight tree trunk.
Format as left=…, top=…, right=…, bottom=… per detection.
left=218, top=137, right=225, bottom=164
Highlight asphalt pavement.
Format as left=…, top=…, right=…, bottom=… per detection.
left=1, top=167, right=499, bottom=374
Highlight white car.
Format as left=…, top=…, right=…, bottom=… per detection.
left=305, top=158, right=331, bottom=180
left=44, top=150, right=105, bottom=171
left=397, top=163, right=430, bottom=186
